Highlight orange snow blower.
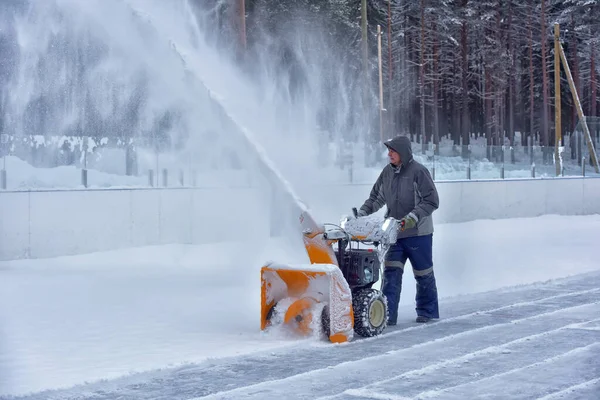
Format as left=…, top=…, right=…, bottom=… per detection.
left=260, top=208, right=399, bottom=343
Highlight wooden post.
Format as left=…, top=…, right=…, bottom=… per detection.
left=378, top=24, right=384, bottom=142
left=554, top=23, right=561, bottom=176
left=558, top=40, right=600, bottom=173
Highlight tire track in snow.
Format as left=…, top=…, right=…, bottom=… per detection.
left=362, top=286, right=600, bottom=344
left=7, top=275, right=600, bottom=400
left=409, top=342, right=600, bottom=400
left=536, top=377, right=600, bottom=400
left=334, top=319, right=600, bottom=400
left=189, top=301, right=600, bottom=400
left=340, top=343, right=600, bottom=400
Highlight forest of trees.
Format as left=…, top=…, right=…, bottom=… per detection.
left=195, top=0, right=600, bottom=160
left=1, top=0, right=599, bottom=169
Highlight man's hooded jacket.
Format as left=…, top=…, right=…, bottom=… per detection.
left=358, top=136, right=439, bottom=238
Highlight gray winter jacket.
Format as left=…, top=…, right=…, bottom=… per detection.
left=358, top=136, right=439, bottom=239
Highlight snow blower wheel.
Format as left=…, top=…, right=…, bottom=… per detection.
left=352, top=288, right=388, bottom=337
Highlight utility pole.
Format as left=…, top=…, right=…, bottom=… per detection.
left=361, top=0, right=369, bottom=140
left=554, top=23, right=561, bottom=176
left=387, top=0, right=394, bottom=135
left=378, top=24, right=384, bottom=142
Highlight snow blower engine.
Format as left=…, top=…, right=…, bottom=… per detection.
left=260, top=208, right=399, bottom=343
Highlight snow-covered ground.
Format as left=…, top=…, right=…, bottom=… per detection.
left=1, top=1, right=599, bottom=398
left=0, top=155, right=257, bottom=190
left=1, top=214, right=599, bottom=399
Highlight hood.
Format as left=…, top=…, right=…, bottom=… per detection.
left=384, top=135, right=413, bottom=165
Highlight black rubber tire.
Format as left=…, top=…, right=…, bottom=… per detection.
left=265, top=302, right=278, bottom=326
left=321, top=305, right=330, bottom=338
left=352, top=288, right=388, bottom=337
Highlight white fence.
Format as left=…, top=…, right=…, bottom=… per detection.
left=0, top=187, right=270, bottom=260
left=297, top=177, right=600, bottom=225
left=1, top=177, right=599, bottom=261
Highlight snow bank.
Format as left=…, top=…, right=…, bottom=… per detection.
left=0, top=155, right=147, bottom=190
left=0, top=155, right=257, bottom=190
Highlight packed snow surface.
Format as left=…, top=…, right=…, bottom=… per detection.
left=1, top=214, right=599, bottom=399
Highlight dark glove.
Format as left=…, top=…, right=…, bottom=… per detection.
left=350, top=207, right=368, bottom=219
left=400, top=212, right=418, bottom=231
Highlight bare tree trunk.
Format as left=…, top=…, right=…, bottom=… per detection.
left=592, top=46, right=598, bottom=156
left=361, top=0, right=370, bottom=142
left=479, top=53, right=484, bottom=140
left=494, top=6, right=502, bottom=152
left=508, top=0, right=515, bottom=162
left=486, top=66, right=492, bottom=159
left=419, top=0, right=426, bottom=151
left=432, top=19, right=440, bottom=153
left=406, top=26, right=415, bottom=140
left=592, top=3, right=598, bottom=123
left=461, top=0, right=470, bottom=156
left=592, top=47, right=597, bottom=119
left=238, top=0, right=246, bottom=49
left=406, top=12, right=413, bottom=138
left=494, top=90, right=500, bottom=149
left=541, top=0, right=550, bottom=155
left=528, top=8, right=535, bottom=148
left=229, top=0, right=246, bottom=60
left=571, top=15, right=580, bottom=136
left=387, top=0, right=394, bottom=134
left=453, top=59, right=461, bottom=144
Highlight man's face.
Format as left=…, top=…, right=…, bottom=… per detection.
left=388, top=148, right=401, bottom=166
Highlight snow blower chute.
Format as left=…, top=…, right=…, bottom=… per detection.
left=261, top=209, right=399, bottom=343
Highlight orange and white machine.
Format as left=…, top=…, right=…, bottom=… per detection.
left=260, top=209, right=399, bottom=343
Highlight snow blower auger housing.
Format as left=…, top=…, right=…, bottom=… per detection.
left=261, top=210, right=399, bottom=343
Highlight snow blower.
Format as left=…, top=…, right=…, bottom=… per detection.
left=260, top=209, right=399, bottom=343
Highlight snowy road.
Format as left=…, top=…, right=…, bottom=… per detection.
left=5, top=270, right=599, bottom=400
left=1, top=214, right=599, bottom=399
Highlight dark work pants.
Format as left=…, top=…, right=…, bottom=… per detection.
left=382, top=233, right=439, bottom=323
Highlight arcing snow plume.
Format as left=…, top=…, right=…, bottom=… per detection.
left=22, top=0, right=355, bottom=250
left=108, top=0, right=317, bottom=237
left=120, top=0, right=375, bottom=185
left=3, top=0, right=254, bottom=174
left=1, top=0, right=372, bottom=243
left=2, top=0, right=293, bottom=250
left=113, top=0, right=369, bottom=232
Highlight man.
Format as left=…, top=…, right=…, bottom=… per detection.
left=355, top=135, right=440, bottom=324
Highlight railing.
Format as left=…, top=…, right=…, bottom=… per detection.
left=411, top=142, right=600, bottom=181
left=2, top=134, right=600, bottom=191
left=2, top=176, right=599, bottom=262
left=0, top=186, right=271, bottom=261
left=2, top=143, right=599, bottom=192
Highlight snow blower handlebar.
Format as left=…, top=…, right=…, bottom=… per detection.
left=337, top=215, right=399, bottom=246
